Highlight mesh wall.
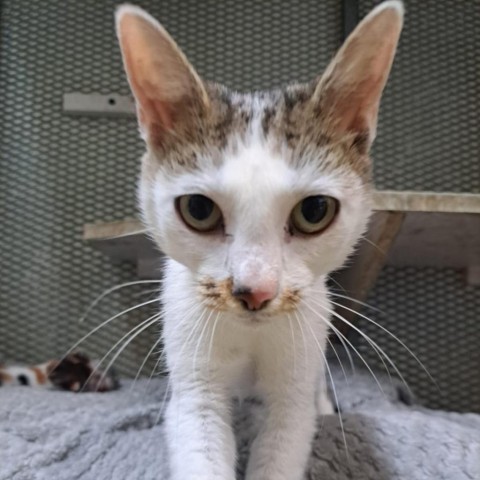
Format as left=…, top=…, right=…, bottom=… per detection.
left=0, top=0, right=479, bottom=412
left=361, top=0, right=480, bottom=192
left=350, top=266, right=480, bottom=413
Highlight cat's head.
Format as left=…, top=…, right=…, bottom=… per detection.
left=116, top=2, right=403, bottom=323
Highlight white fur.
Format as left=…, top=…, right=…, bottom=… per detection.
left=140, top=122, right=371, bottom=480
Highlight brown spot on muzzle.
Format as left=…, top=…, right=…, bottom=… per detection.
left=199, top=277, right=302, bottom=314
left=278, top=289, right=302, bottom=312
left=198, top=277, right=235, bottom=309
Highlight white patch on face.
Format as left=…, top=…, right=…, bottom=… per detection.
left=141, top=125, right=371, bottom=314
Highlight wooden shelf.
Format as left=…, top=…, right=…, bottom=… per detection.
left=84, top=190, right=480, bottom=284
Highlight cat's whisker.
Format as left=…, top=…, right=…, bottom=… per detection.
left=151, top=302, right=208, bottom=389
left=152, top=306, right=210, bottom=426
left=358, top=235, right=387, bottom=256
left=157, top=304, right=210, bottom=417
left=330, top=328, right=356, bottom=376
left=298, top=309, right=349, bottom=460
left=311, top=298, right=411, bottom=394
left=79, top=280, right=163, bottom=323
left=328, top=299, right=438, bottom=388
left=146, top=349, right=167, bottom=394
left=93, top=314, right=162, bottom=392
left=207, top=311, right=221, bottom=377
left=323, top=308, right=356, bottom=377
left=58, top=297, right=161, bottom=370
left=155, top=378, right=172, bottom=427
left=293, top=310, right=309, bottom=382
left=82, top=312, right=161, bottom=392
left=175, top=307, right=209, bottom=362
left=193, top=308, right=216, bottom=381
left=287, top=314, right=297, bottom=379
left=130, top=335, right=163, bottom=393
left=132, top=287, right=162, bottom=299
left=310, top=297, right=394, bottom=387
left=311, top=292, right=392, bottom=383
left=328, top=292, right=383, bottom=313
left=301, top=300, right=386, bottom=396
left=327, top=275, right=348, bottom=295
left=326, top=334, right=349, bottom=386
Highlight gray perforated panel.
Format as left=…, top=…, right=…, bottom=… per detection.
left=0, top=0, right=341, bottom=376
left=350, top=266, right=480, bottom=413
left=360, top=0, right=480, bottom=193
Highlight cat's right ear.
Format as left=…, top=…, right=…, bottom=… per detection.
left=115, top=5, right=210, bottom=147
left=313, top=0, right=404, bottom=152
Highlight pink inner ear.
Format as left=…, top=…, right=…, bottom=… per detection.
left=318, top=5, right=402, bottom=146
left=335, top=75, right=384, bottom=139
left=139, top=98, right=175, bottom=144
left=117, top=11, right=211, bottom=149
left=119, top=15, right=178, bottom=144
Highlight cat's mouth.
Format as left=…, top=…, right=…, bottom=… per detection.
left=197, top=278, right=301, bottom=318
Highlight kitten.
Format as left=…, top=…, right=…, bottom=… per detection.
left=115, top=2, right=403, bottom=479
left=0, top=352, right=118, bottom=392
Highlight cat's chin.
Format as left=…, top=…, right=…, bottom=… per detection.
left=226, top=310, right=284, bottom=327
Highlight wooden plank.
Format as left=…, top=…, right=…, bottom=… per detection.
left=387, top=212, right=480, bottom=269
left=84, top=219, right=155, bottom=262
left=83, top=218, right=145, bottom=241
left=467, top=266, right=480, bottom=287
left=373, top=191, right=480, bottom=214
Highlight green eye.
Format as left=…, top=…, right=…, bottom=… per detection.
left=290, top=195, right=338, bottom=234
left=177, top=194, right=223, bottom=232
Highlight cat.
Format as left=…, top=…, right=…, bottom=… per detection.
left=115, top=1, right=403, bottom=479
left=0, top=352, right=118, bottom=392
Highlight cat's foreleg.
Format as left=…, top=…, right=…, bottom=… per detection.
left=165, top=383, right=236, bottom=480
left=245, top=381, right=317, bottom=480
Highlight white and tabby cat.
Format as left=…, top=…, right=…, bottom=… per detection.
left=115, top=2, right=403, bottom=479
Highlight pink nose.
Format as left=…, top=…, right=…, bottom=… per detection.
left=233, top=287, right=276, bottom=311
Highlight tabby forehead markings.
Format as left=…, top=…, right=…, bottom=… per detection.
left=157, top=85, right=370, bottom=182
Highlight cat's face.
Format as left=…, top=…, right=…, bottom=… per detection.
left=138, top=87, right=372, bottom=321
left=116, top=4, right=403, bottom=323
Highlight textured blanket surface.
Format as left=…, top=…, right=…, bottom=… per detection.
left=1, top=367, right=479, bottom=480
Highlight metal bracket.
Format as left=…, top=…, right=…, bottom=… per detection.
left=63, top=93, right=136, bottom=117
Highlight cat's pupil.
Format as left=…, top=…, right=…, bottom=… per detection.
left=188, top=195, right=214, bottom=221
left=301, top=196, right=327, bottom=224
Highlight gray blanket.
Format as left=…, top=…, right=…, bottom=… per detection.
left=1, top=367, right=479, bottom=480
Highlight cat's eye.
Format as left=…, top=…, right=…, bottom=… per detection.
left=290, top=195, right=338, bottom=235
left=176, top=194, right=223, bottom=232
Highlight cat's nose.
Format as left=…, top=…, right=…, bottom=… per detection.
left=232, top=286, right=276, bottom=311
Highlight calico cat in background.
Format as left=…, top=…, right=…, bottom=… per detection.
left=0, top=352, right=118, bottom=392
left=115, top=1, right=403, bottom=479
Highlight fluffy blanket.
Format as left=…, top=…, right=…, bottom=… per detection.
left=1, top=366, right=479, bottom=480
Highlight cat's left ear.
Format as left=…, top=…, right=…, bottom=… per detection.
left=115, top=5, right=210, bottom=146
left=314, top=0, right=404, bottom=151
